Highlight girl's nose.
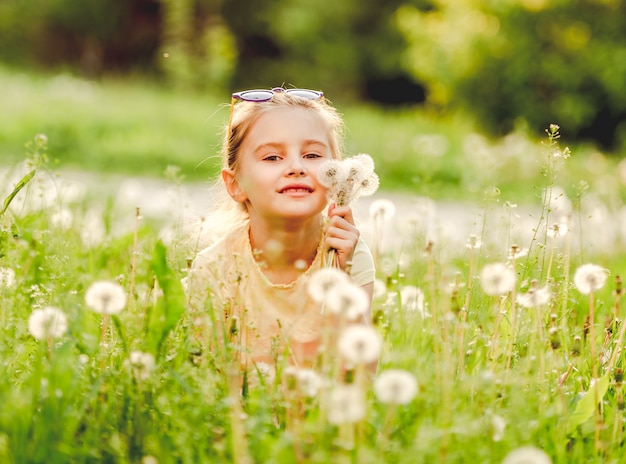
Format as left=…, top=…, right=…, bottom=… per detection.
left=286, top=154, right=306, bottom=176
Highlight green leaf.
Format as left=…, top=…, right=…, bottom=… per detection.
left=0, top=168, right=37, bottom=217
left=147, top=240, right=186, bottom=357
left=567, top=374, right=610, bottom=433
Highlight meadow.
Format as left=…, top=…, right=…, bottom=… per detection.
left=2, top=68, right=626, bottom=463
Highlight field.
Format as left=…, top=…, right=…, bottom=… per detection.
left=2, top=68, right=626, bottom=463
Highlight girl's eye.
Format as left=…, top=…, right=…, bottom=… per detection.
left=263, top=155, right=281, bottom=161
left=304, top=153, right=322, bottom=159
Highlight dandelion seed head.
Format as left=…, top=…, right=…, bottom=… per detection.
left=317, top=160, right=345, bottom=188
left=374, top=369, right=418, bottom=404
left=326, top=384, right=366, bottom=425
left=28, top=306, right=68, bottom=340
left=337, top=324, right=382, bottom=365
left=85, top=280, right=127, bottom=314
left=547, top=221, right=569, bottom=238
left=491, top=414, right=506, bottom=442
left=50, top=208, right=73, bottom=230
left=129, top=351, right=156, bottom=380
left=284, top=367, right=325, bottom=397
left=0, top=267, right=16, bottom=288
left=466, top=235, right=482, bottom=249
left=400, top=285, right=428, bottom=317
left=502, top=445, right=552, bottom=464
left=516, top=285, right=551, bottom=308
left=356, top=173, right=380, bottom=198
left=324, top=282, right=369, bottom=320
left=480, top=263, right=516, bottom=296
left=574, top=263, right=609, bottom=294
left=306, top=268, right=350, bottom=304
left=369, top=199, right=396, bottom=222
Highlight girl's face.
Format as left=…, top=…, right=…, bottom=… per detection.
left=223, top=106, right=333, bottom=226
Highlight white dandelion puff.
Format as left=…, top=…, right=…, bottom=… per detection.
left=517, top=285, right=551, bottom=308
left=28, top=306, right=68, bottom=340
left=324, top=282, right=369, bottom=320
left=573, top=263, right=609, bottom=295
left=466, top=235, right=482, bottom=249
left=400, top=285, right=427, bottom=316
left=284, top=367, right=325, bottom=397
left=369, top=199, right=396, bottom=222
left=318, top=154, right=379, bottom=206
left=547, top=221, right=569, bottom=238
left=129, top=351, right=156, bottom=380
left=85, top=280, right=127, bottom=314
left=374, top=369, right=418, bottom=404
left=502, top=446, right=552, bottom=464
left=326, top=384, right=366, bottom=425
left=306, top=268, right=351, bottom=304
left=480, top=263, right=516, bottom=296
left=0, top=267, right=16, bottom=288
left=491, top=414, right=507, bottom=442
left=337, top=324, right=382, bottom=365
left=50, top=208, right=73, bottom=230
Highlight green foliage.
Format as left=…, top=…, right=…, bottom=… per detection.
left=396, top=0, right=626, bottom=148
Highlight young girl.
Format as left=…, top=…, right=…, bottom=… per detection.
left=185, top=88, right=375, bottom=377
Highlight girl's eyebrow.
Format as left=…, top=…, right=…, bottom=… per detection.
left=253, top=140, right=329, bottom=154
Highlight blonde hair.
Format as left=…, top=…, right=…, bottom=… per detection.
left=187, top=91, right=345, bottom=252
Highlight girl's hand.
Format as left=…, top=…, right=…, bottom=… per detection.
left=325, top=204, right=360, bottom=271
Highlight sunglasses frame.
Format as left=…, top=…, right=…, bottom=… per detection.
left=226, top=87, right=325, bottom=145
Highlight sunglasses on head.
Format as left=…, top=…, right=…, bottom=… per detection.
left=232, top=87, right=324, bottom=102
left=227, top=87, right=325, bottom=143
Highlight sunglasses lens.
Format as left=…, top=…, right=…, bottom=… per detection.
left=236, top=90, right=274, bottom=102
left=285, top=89, right=323, bottom=100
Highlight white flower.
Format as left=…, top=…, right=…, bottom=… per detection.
left=400, top=285, right=427, bottom=317
left=369, top=199, right=396, bottom=222
left=374, top=369, right=418, bottom=404
left=547, top=221, right=569, bottom=238
left=50, top=208, right=73, bottom=230
left=28, top=306, right=68, bottom=340
left=85, top=280, right=127, bottom=314
left=317, top=154, right=379, bottom=206
left=337, top=324, right=382, bottom=365
left=129, top=351, right=156, bottom=380
left=491, top=414, right=506, bottom=442
left=326, top=384, right=366, bottom=425
left=0, top=267, right=16, bottom=288
left=574, top=263, right=609, bottom=295
left=502, top=446, right=552, bottom=464
left=480, top=263, right=516, bottom=296
left=324, top=282, right=369, bottom=320
left=306, top=268, right=350, bottom=304
left=517, top=285, right=551, bottom=308
left=466, top=235, right=482, bottom=249
left=284, top=367, right=325, bottom=397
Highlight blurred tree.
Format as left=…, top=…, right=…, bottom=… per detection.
left=396, top=0, right=626, bottom=150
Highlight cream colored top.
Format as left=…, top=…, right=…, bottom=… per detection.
left=185, top=223, right=375, bottom=369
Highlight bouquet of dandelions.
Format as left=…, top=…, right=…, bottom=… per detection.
left=318, top=153, right=379, bottom=268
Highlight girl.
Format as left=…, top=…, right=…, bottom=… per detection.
left=185, top=88, right=375, bottom=377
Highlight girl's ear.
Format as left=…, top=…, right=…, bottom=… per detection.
left=222, top=168, right=248, bottom=203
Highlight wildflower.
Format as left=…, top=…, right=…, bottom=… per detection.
left=373, top=369, right=418, bottom=404
left=129, top=351, right=156, bottom=380
left=28, top=306, right=68, bottom=340
left=369, top=199, right=396, bottom=222
left=480, top=263, right=516, bottom=296
left=573, top=264, right=609, bottom=295
left=337, top=324, right=382, bottom=365
left=400, top=285, right=428, bottom=317
left=326, top=384, right=366, bottom=425
left=284, top=367, right=325, bottom=397
left=372, top=278, right=387, bottom=300
left=517, top=285, right=551, bottom=308
left=491, top=414, right=506, bottom=442
left=508, top=246, right=528, bottom=260
left=547, top=221, right=569, bottom=238
left=502, top=446, right=552, bottom=464
left=50, top=208, right=73, bottom=230
left=465, top=235, right=482, bottom=249
left=324, top=282, right=369, bottom=320
left=0, top=267, right=16, bottom=288
left=318, top=154, right=379, bottom=206
left=85, top=280, right=127, bottom=314
left=306, top=268, right=350, bottom=304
